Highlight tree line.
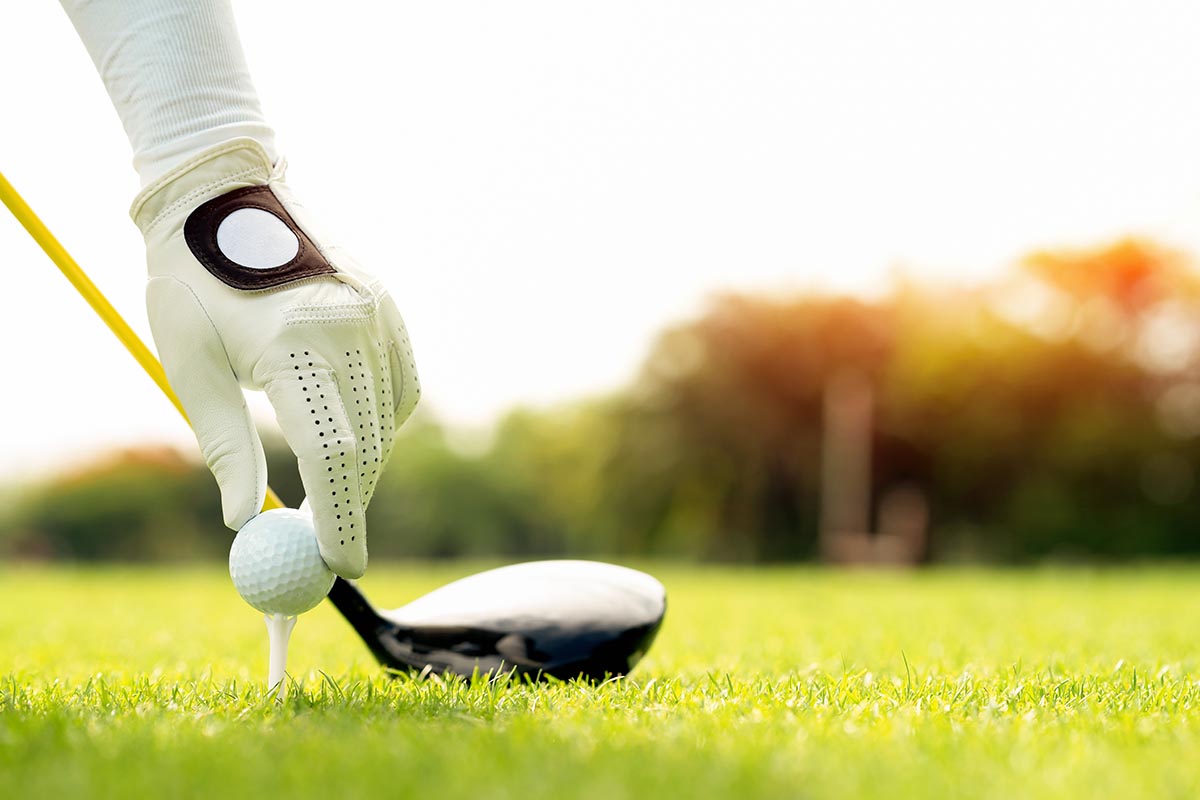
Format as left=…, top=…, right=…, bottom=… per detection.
left=4, top=239, right=1200, bottom=563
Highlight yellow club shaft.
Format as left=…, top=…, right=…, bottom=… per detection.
left=0, top=169, right=283, bottom=511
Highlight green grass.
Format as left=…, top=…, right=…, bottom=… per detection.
left=3, top=564, right=1200, bottom=798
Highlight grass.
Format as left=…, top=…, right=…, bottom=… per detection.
left=2, top=563, right=1200, bottom=798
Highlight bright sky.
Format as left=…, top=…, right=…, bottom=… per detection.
left=4, top=0, right=1200, bottom=477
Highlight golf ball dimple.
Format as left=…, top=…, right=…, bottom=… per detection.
left=229, top=508, right=334, bottom=615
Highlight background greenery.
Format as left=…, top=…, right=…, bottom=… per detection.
left=4, top=239, right=1200, bottom=564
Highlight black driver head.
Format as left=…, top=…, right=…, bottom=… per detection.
left=326, top=560, right=667, bottom=682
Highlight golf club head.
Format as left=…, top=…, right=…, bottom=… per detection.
left=327, top=560, right=667, bottom=682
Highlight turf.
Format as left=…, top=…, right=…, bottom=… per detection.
left=2, top=564, right=1200, bottom=798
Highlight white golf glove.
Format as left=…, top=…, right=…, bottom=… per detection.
left=131, top=138, right=420, bottom=578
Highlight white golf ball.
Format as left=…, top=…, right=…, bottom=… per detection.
left=229, top=508, right=334, bottom=615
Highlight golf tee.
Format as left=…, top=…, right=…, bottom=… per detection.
left=265, top=613, right=297, bottom=699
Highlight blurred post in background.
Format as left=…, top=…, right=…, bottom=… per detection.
left=819, top=369, right=873, bottom=562
left=819, top=368, right=926, bottom=566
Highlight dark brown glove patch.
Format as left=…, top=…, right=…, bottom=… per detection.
left=183, top=185, right=336, bottom=290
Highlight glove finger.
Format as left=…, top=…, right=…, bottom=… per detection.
left=338, top=340, right=392, bottom=506
left=147, top=277, right=266, bottom=530
left=365, top=336, right=395, bottom=505
left=379, top=293, right=420, bottom=422
left=265, top=349, right=371, bottom=578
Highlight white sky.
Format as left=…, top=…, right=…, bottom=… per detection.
left=4, top=0, right=1200, bottom=477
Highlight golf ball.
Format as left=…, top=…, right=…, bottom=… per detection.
left=229, top=508, right=334, bottom=615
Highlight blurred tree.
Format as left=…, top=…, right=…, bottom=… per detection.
left=596, top=295, right=896, bottom=560
left=2, top=447, right=223, bottom=561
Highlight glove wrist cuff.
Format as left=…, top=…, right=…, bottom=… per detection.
left=130, top=137, right=276, bottom=236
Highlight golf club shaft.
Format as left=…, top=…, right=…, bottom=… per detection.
left=0, top=170, right=285, bottom=511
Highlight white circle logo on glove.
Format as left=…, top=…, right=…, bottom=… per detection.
left=216, top=208, right=301, bottom=269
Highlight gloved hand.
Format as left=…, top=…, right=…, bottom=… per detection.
left=131, top=138, right=420, bottom=578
